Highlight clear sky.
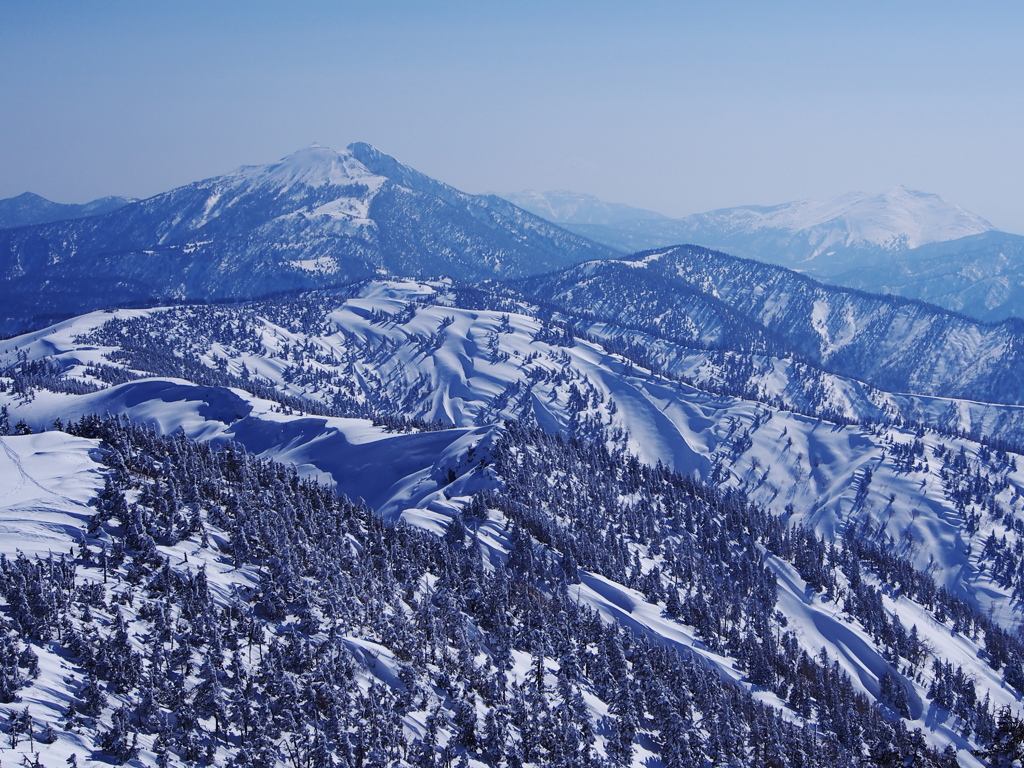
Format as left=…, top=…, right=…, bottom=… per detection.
left=3, top=1, right=1023, bottom=231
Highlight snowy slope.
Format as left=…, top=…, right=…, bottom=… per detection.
left=0, top=430, right=104, bottom=559
left=3, top=286, right=1024, bottom=625
left=0, top=394, right=1013, bottom=765
left=0, top=429, right=475, bottom=767
left=0, top=421, right=995, bottom=766
left=6, top=380, right=489, bottom=524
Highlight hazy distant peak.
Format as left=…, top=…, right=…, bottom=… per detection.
left=503, top=189, right=669, bottom=226
left=0, top=191, right=135, bottom=229
left=709, top=187, right=994, bottom=250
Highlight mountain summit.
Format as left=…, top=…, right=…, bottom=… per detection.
left=0, top=144, right=616, bottom=335
left=550, top=186, right=995, bottom=269
left=702, top=185, right=994, bottom=253
left=232, top=142, right=385, bottom=191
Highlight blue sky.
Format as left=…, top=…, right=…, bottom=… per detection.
left=3, top=1, right=1023, bottom=230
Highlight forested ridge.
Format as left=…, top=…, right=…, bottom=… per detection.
left=2, top=282, right=1024, bottom=765
left=4, top=414, right=1021, bottom=765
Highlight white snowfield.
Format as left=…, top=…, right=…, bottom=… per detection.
left=717, top=186, right=994, bottom=251
left=1, top=281, right=1022, bottom=763
left=0, top=431, right=102, bottom=560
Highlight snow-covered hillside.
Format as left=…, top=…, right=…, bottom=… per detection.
left=3, top=283, right=1023, bottom=617
left=830, top=230, right=1024, bottom=323
left=3, top=282, right=1024, bottom=762
left=0, top=416, right=982, bottom=767
left=518, top=246, right=1024, bottom=408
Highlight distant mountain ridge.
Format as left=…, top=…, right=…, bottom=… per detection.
left=681, top=186, right=993, bottom=253
left=510, top=187, right=1024, bottom=321
left=535, top=186, right=994, bottom=266
left=0, top=143, right=617, bottom=336
left=503, top=189, right=669, bottom=225
left=829, top=230, right=1024, bottom=322
left=0, top=191, right=135, bottom=229
left=509, top=186, right=993, bottom=254
left=515, top=245, right=1024, bottom=407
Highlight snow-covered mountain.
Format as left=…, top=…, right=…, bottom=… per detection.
left=517, top=245, right=1024, bottom=407
left=560, top=186, right=994, bottom=269
left=7, top=143, right=1024, bottom=766
left=502, top=190, right=668, bottom=226
left=0, top=144, right=616, bottom=336
left=532, top=188, right=1024, bottom=321
left=2, top=281, right=1024, bottom=764
left=681, top=186, right=994, bottom=254
left=830, top=230, right=1024, bottom=322
left=0, top=191, right=135, bottom=229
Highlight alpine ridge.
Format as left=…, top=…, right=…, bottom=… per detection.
left=516, top=245, right=1024, bottom=407
left=1, top=281, right=1023, bottom=765
left=0, top=191, right=136, bottom=230
left=0, top=144, right=616, bottom=336
left=539, top=186, right=994, bottom=270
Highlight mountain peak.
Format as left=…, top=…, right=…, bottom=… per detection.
left=345, top=141, right=383, bottom=157
left=10, top=191, right=51, bottom=204
left=716, top=187, right=994, bottom=250
left=0, top=191, right=134, bottom=230
left=503, top=189, right=669, bottom=225
left=346, top=142, right=416, bottom=181
left=347, top=142, right=461, bottom=202
left=0, top=142, right=617, bottom=334
left=233, top=144, right=378, bottom=190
